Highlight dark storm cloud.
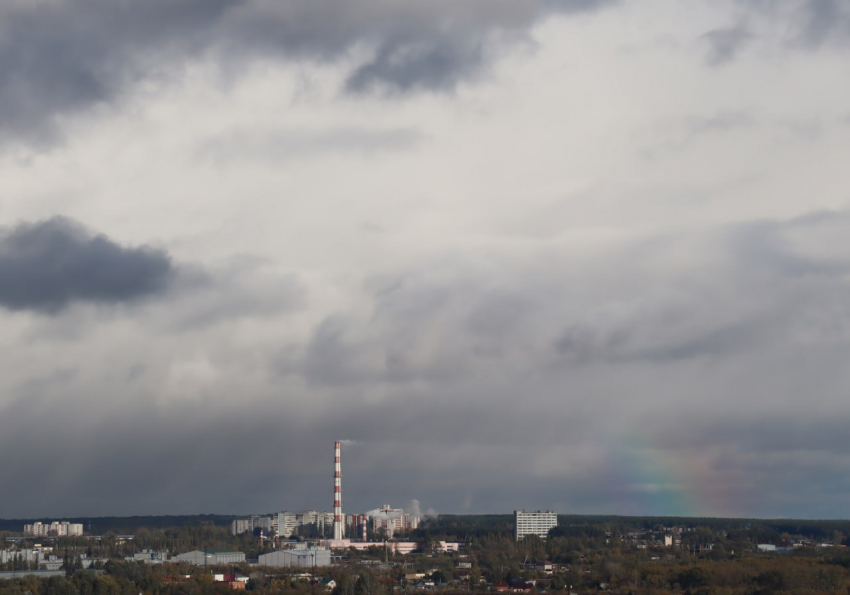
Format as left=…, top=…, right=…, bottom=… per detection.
left=0, top=352, right=604, bottom=517
left=0, top=217, right=173, bottom=313
left=0, top=0, right=235, bottom=146
left=0, top=217, right=305, bottom=323
left=0, top=396, right=311, bottom=516
left=0, top=0, right=614, bottom=145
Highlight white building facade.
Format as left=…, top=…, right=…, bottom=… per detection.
left=23, top=522, right=84, bottom=537
left=231, top=515, right=274, bottom=536
left=514, top=510, right=557, bottom=540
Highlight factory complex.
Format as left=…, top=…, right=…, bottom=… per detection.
left=231, top=442, right=556, bottom=552
left=230, top=442, right=428, bottom=557
left=232, top=442, right=421, bottom=546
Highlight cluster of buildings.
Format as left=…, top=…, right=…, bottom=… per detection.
left=23, top=521, right=84, bottom=537
left=369, top=505, right=421, bottom=538
left=121, top=538, right=466, bottom=572
left=619, top=527, right=682, bottom=549
left=232, top=512, right=333, bottom=539
left=233, top=442, right=422, bottom=542
left=233, top=506, right=420, bottom=541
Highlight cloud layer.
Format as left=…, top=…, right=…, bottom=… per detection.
left=0, top=0, right=614, bottom=146
left=1, top=0, right=850, bottom=520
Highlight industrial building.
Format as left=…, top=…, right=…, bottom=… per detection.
left=0, top=549, right=45, bottom=565
left=124, top=550, right=168, bottom=564
left=514, top=510, right=557, bottom=540
left=258, top=548, right=331, bottom=568
left=234, top=441, right=420, bottom=545
left=173, top=549, right=246, bottom=565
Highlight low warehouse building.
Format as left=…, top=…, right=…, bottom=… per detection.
left=173, top=550, right=246, bottom=565
left=258, top=549, right=331, bottom=568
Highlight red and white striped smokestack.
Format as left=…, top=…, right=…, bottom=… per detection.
left=333, top=440, right=343, bottom=540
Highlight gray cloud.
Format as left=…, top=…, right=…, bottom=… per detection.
left=0, top=217, right=306, bottom=325
left=0, top=217, right=173, bottom=313
left=164, top=265, right=306, bottom=330
left=701, top=24, right=754, bottom=65
left=794, top=0, right=850, bottom=48
left=733, top=0, right=850, bottom=52
left=555, top=213, right=850, bottom=364
left=641, top=108, right=827, bottom=159
left=0, top=0, right=613, bottom=146
left=685, top=109, right=759, bottom=137
left=345, top=37, right=486, bottom=94
left=197, top=126, right=422, bottom=166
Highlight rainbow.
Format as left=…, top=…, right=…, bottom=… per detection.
left=606, top=437, right=739, bottom=518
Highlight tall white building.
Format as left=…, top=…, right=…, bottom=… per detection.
left=273, top=512, right=298, bottom=538
left=269, top=511, right=339, bottom=539
left=514, top=510, right=557, bottom=540
left=231, top=515, right=273, bottom=536
left=23, top=521, right=84, bottom=537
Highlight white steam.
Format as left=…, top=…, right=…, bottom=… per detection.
left=406, top=499, right=437, bottom=518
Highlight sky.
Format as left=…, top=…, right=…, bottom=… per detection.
left=1, top=0, right=850, bottom=520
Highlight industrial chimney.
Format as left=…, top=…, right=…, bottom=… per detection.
left=333, top=441, right=343, bottom=540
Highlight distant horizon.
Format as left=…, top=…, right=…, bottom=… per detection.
left=4, top=511, right=850, bottom=523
